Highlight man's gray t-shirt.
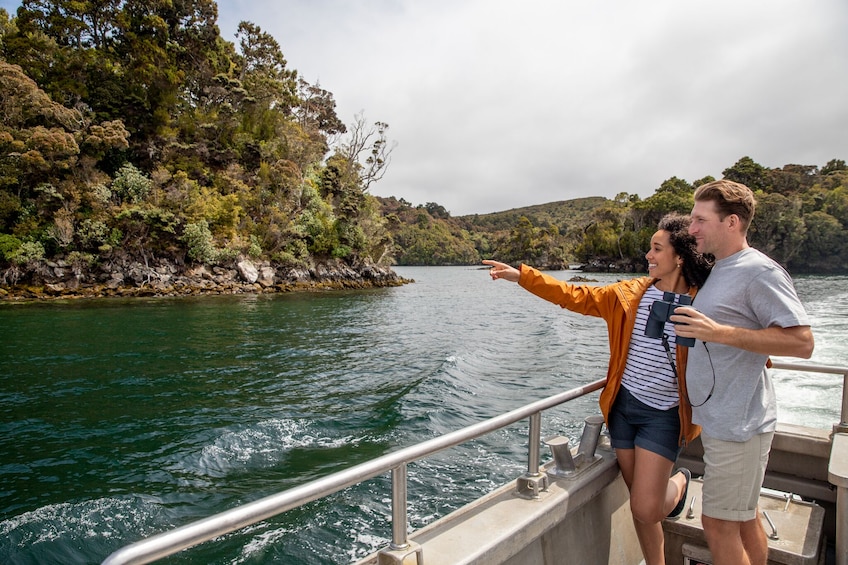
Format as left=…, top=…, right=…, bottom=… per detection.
left=686, top=248, right=809, bottom=442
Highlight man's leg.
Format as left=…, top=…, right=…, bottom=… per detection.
left=702, top=515, right=750, bottom=565
left=701, top=512, right=767, bottom=565
left=740, top=510, right=768, bottom=565
left=700, top=432, right=773, bottom=565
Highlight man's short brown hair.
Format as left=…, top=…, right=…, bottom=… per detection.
left=693, top=179, right=756, bottom=230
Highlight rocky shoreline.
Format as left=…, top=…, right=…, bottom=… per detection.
left=0, top=256, right=412, bottom=301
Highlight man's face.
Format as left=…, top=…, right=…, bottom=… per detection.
left=688, top=199, right=725, bottom=257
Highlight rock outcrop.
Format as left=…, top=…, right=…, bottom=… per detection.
left=0, top=256, right=411, bottom=301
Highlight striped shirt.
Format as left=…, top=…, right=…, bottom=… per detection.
left=620, top=285, right=681, bottom=410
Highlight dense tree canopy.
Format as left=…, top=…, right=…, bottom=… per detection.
left=1, top=3, right=845, bottom=286
left=1, top=1, right=394, bottom=286
left=379, top=157, right=848, bottom=274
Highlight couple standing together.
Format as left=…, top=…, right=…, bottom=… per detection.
left=485, top=179, right=814, bottom=565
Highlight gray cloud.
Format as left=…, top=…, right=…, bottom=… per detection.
left=7, top=0, right=845, bottom=216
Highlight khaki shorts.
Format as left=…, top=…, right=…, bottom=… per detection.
left=701, top=431, right=774, bottom=521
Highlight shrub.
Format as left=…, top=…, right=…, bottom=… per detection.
left=78, top=218, right=110, bottom=249
left=112, top=164, right=152, bottom=204
left=248, top=235, right=262, bottom=258
left=0, top=234, right=22, bottom=261
left=10, top=241, right=46, bottom=264
left=181, top=220, right=217, bottom=263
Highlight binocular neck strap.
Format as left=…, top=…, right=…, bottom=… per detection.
left=660, top=334, right=678, bottom=378
left=661, top=335, right=716, bottom=408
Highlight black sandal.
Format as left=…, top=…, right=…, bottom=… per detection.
left=667, top=467, right=691, bottom=518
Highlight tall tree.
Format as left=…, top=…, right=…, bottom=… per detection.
left=296, top=79, right=346, bottom=138
left=630, top=176, right=693, bottom=231
left=336, top=112, right=395, bottom=192
left=723, top=156, right=770, bottom=192
left=748, top=192, right=805, bottom=265
left=235, top=21, right=298, bottom=114
left=799, top=211, right=846, bottom=272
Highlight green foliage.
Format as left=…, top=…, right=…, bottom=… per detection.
left=295, top=183, right=339, bottom=256
left=66, top=251, right=96, bottom=269
left=248, top=235, right=262, bottom=258
left=724, top=156, right=771, bottom=192
left=181, top=218, right=241, bottom=264
left=630, top=177, right=694, bottom=232
left=1, top=3, right=845, bottom=280
left=235, top=21, right=298, bottom=113
left=380, top=158, right=848, bottom=274
left=490, top=216, right=568, bottom=267
left=749, top=192, right=806, bottom=265
left=457, top=196, right=606, bottom=235
left=114, top=205, right=178, bottom=257
left=9, top=240, right=45, bottom=264
left=0, top=233, right=22, bottom=261
left=112, top=163, right=152, bottom=204
left=0, top=2, right=394, bottom=280
left=273, top=238, right=309, bottom=268
left=380, top=198, right=480, bottom=266
left=181, top=220, right=218, bottom=264
left=393, top=219, right=479, bottom=265
left=824, top=187, right=848, bottom=227
left=0, top=190, right=22, bottom=231
left=802, top=211, right=845, bottom=269
left=77, top=218, right=111, bottom=250
left=822, top=159, right=847, bottom=176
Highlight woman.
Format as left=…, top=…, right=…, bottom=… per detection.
left=483, top=213, right=712, bottom=565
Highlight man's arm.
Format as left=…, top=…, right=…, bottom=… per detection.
left=672, top=306, right=814, bottom=358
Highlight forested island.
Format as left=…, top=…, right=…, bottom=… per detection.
left=1, top=2, right=846, bottom=301
left=385, top=156, right=848, bottom=274
left=0, top=2, right=406, bottom=299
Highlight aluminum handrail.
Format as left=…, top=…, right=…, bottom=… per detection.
left=770, top=361, right=848, bottom=432
left=102, top=377, right=608, bottom=565
left=103, top=361, right=848, bottom=565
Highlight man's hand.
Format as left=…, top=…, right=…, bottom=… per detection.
left=672, top=306, right=814, bottom=358
left=670, top=306, right=722, bottom=343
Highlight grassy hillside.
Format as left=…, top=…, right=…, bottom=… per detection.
left=380, top=157, right=848, bottom=274
left=378, top=195, right=611, bottom=268
left=455, top=196, right=608, bottom=234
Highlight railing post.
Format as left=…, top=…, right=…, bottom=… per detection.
left=828, top=433, right=848, bottom=565
left=528, top=412, right=542, bottom=474
left=837, top=371, right=848, bottom=434
left=377, top=464, right=422, bottom=565
left=516, top=412, right=548, bottom=498
left=390, top=464, right=409, bottom=550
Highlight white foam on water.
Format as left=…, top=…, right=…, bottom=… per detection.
left=233, top=524, right=294, bottom=563
left=176, top=418, right=363, bottom=478
left=0, top=495, right=165, bottom=555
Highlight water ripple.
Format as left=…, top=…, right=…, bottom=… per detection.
left=0, top=268, right=843, bottom=564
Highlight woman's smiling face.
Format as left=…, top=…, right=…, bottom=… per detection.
left=645, top=229, right=680, bottom=280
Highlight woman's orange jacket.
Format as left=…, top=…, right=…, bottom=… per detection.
left=518, top=265, right=701, bottom=448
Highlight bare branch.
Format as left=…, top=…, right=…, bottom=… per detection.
left=339, top=112, right=397, bottom=191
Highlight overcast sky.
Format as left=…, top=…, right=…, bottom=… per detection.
left=3, top=1, right=847, bottom=216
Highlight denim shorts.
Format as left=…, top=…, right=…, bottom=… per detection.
left=607, top=386, right=681, bottom=462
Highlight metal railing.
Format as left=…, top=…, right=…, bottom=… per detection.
left=102, top=378, right=608, bottom=565
left=771, top=361, right=848, bottom=565
left=770, top=361, right=848, bottom=433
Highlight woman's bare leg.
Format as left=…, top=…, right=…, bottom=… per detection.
left=616, top=447, right=685, bottom=565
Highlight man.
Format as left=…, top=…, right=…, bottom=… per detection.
left=671, top=179, right=814, bottom=565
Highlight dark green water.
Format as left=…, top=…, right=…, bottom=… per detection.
left=1, top=267, right=845, bottom=564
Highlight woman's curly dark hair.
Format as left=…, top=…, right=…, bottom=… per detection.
left=657, top=213, right=714, bottom=288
